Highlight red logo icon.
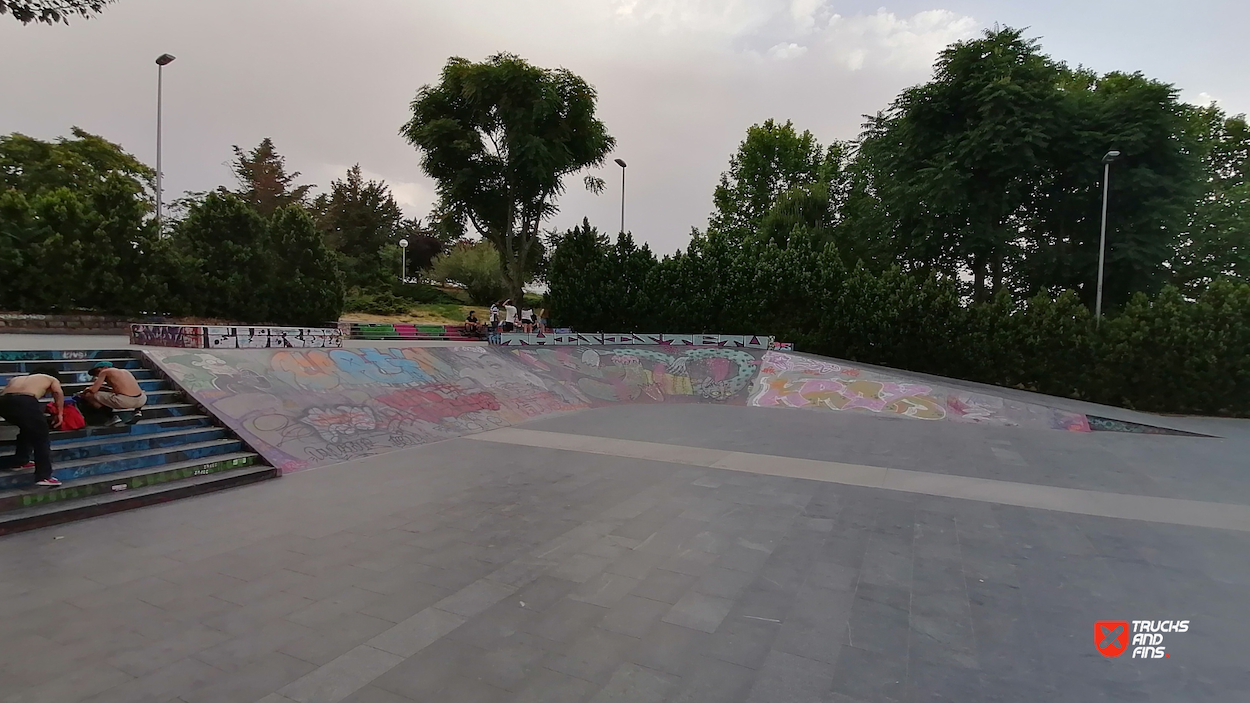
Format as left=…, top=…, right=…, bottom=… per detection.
left=1096, top=621, right=1129, bottom=658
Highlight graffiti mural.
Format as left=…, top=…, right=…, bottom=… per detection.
left=147, top=346, right=1110, bottom=473
left=750, top=352, right=1090, bottom=431
left=130, top=324, right=204, bottom=349
left=511, top=347, right=761, bottom=404
left=147, top=346, right=590, bottom=472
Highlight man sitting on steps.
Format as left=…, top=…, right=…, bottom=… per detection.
left=79, top=362, right=146, bottom=426
left=0, top=366, right=64, bottom=487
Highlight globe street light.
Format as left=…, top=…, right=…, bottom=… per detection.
left=398, top=238, right=409, bottom=283
left=154, top=53, right=176, bottom=235
left=614, top=158, right=627, bottom=235
left=1095, top=150, right=1121, bottom=326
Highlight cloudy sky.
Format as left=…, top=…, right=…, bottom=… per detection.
left=3, top=0, right=1246, bottom=254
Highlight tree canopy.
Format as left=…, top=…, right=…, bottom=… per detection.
left=401, top=52, right=616, bottom=305
left=1, top=0, right=110, bottom=24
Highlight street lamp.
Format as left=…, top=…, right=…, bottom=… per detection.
left=1095, top=150, right=1121, bottom=326
left=398, top=238, right=409, bottom=283
left=154, top=53, right=176, bottom=235
left=614, top=158, right=627, bottom=235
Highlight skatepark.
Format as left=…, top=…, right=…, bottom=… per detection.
left=1, top=333, right=1248, bottom=703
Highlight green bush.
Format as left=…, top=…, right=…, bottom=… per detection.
left=429, top=241, right=509, bottom=306
left=343, top=291, right=411, bottom=316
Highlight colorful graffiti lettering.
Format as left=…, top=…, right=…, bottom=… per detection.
left=376, top=384, right=501, bottom=424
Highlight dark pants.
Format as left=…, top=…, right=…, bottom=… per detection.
left=0, top=394, right=52, bottom=480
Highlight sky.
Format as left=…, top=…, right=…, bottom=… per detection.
left=2, top=0, right=1247, bottom=255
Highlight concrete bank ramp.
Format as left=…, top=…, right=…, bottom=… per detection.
left=146, top=346, right=1090, bottom=472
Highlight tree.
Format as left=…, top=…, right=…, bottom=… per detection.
left=2, top=0, right=110, bottom=24
left=1, top=127, right=152, bottom=198
left=173, top=192, right=272, bottom=322
left=227, top=138, right=313, bottom=217
left=857, top=27, right=1063, bottom=300
left=313, top=164, right=404, bottom=289
left=268, top=206, right=345, bottom=325
left=401, top=53, right=616, bottom=306
left=710, top=119, right=844, bottom=237
left=1172, top=106, right=1250, bottom=291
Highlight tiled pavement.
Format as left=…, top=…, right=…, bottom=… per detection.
left=1, top=404, right=1248, bottom=702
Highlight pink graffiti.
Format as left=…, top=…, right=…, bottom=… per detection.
left=760, top=351, right=840, bottom=375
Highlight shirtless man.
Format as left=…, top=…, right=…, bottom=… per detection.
left=0, top=366, right=64, bottom=487
left=80, top=362, right=146, bottom=425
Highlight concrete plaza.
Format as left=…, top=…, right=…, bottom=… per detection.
left=1, top=399, right=1247, bottom=702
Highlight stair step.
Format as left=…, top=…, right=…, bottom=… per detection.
left=0, top=461, right=278, bottom=535
left=0, top=452, right=261, bottom=513
left=0, top=350, right=137, bottom=362
left=1, top=426, right=230, bottom=462
left=60, top=378, right=168, bottom=394
left=0, top=438, right=244, bottom=489
left=0, top=368, right=157, bottom=385
left=131, top=403, right=199, bottom=419
left=1, top=415, right=213, bottom=446
left=0, top=356, right=142, bottom=373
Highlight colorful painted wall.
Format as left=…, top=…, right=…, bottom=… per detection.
left=749, top=351, right=1090, bottom=431
left=146, top=346, right=1092, bottom=473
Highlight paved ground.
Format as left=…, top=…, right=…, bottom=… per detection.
left=1, top=402, right=1248, bottom=703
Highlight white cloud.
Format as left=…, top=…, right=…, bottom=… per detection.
left=1188, top=91, right=1221, bottom=107
left=767, top=42, right=808, bottom=60
left=820, top=9, right=979, bottom=71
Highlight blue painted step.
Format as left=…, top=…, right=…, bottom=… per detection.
left=2, top=414, right=212, bottom=447
left=0, top=438, right=243, bottom=489
left=1, top=427, right=230, bottom=463
left=0, top=368, right=157, bottom=385
left=0, top=357, right=142, bottom=373
left=0, top=350, right=130, bottom=362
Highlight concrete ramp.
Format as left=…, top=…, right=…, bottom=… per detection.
left=147, top=346, right=1091, bottom=472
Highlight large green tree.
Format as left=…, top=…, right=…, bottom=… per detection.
left=853, top=27, right=1201, bottom=306
left=1172, top=106, right=1250, bottom=291
left=173, top=192, right=273, bottom=323
left=312, top=164, right=404, bottom=289
left=0, top=129, right=170, bottom=314
left=269, top=206, right=345, bottom=326
left=401, top=53, right=616, bottom=306
left=2, top=0, right=110, bottom=24
left=227, top=138, right=313, bottom=218
left=710, top=119, right=848, bottom=239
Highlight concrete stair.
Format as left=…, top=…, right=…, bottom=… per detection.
left=0, top=349, right=276, bottom=534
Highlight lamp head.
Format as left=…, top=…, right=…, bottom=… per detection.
left=398, top=238, right=409, bottom=248
left=1102, top=150, right=1121, bottom=164
left=614, top=158, right=627, bottom=168
left=156, top=54, right=176, bottom=66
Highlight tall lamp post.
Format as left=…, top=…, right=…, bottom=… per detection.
left=398, top=238, right=409, bottom=283
left=1095, top=150, right=1121, bottom=326
left=614, top=158, right=627, bottom=234
left=154, top=53, right=176, bottom=235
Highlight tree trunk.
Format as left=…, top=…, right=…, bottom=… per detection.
left=991, top=248, right=1003, bottom=296
left=972, top=253, right=986, bottom=302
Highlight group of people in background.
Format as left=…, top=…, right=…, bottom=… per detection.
left=464, top=299, right=548, bottom=343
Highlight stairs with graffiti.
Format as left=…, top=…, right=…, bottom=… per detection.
left=0, top=349, right=277, bottom=535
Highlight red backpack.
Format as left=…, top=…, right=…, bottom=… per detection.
left=47, top=401, right=86, bottom=431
